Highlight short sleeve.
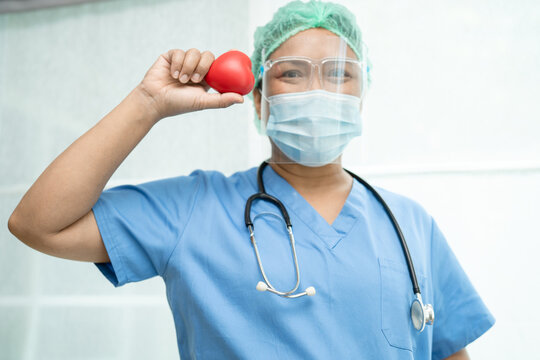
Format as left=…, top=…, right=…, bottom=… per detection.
left=430, top=217, right=495, bottom=359
left=91, top=171, right=202, bottom=287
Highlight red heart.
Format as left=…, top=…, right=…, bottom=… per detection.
left=205, top=50, right=255, bottom=95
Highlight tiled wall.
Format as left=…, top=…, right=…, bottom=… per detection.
left=0, top=0, right=251, bottom=359
left=2, top=0, right=540, bottom=359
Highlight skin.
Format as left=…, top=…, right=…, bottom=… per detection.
left=253, top=28, right=357, bottom=226
left=7, top=27, right=469, bottom=360
left=446, top=349, right=470, bottom=360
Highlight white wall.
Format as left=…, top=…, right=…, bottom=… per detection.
left=2, top=0, right=539, bottom=359
left=340, top=0, right=540, bottom=358
left=0, top=0, right=251, bottom=359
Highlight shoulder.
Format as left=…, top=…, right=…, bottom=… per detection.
left=186, top=166, right=257, bottom=192
left=373, top=186, right=431, bottom=217
left=101, top=167, right=259, bottom=204
left=367, top=184, right=435, bottom=236
left=366, top=185, right=440, bottom=280
left=148, top=167, right=257, bottom=206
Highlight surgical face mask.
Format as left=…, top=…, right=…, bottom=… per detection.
left=265, top=89, right=363, bottom=167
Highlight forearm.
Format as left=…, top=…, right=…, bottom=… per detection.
left=9, top=85, right=160, bottom=241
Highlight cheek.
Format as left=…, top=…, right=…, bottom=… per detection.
left=254, top=91, right=269, bottom=124
left=266, top=81, right=286, bottom=96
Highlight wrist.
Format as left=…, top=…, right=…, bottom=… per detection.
left=131, top=84, right=162, bottom=125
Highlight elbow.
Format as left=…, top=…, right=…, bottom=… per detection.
left=8, top=210, right=33, bottom=244
left=8, top=209, right=64, bottom=257
left=8, top=210, right=22, bottom=239
left=8, top=209, right=43, bottom=248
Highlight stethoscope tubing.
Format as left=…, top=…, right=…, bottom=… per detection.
left=245, top=160, right=422, bottom=297
left=342, top=169, right=421, bottom=295
left=245, top=160, right=434, bottom=331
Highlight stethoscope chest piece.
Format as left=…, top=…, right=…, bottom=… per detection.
left=411, top=294, right=435, bottom=332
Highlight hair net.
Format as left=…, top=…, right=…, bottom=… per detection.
left=249, top=0, right=372, bottom=132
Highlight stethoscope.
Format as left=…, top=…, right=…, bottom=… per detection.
left=244, top=160, right=435, bottom=332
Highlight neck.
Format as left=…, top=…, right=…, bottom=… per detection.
left=268, top=145, right=352, bottom=193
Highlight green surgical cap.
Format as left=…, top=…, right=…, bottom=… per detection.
left=250, top=0, right=372, bottom=132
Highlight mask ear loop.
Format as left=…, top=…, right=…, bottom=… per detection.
left=260, top=47, right=269, bottom=134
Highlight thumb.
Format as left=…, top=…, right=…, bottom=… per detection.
left=199, top=92, right=244, bottom=110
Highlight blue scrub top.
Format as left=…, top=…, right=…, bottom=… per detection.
left=92, top=165, right=495, bottom=360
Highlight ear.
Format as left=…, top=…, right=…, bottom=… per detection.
left=252, top=86, right=262, bottom=120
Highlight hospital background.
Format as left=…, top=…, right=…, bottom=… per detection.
left=0, top=0, right=538, bottom=358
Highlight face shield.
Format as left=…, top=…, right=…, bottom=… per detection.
left=258, top=35, right=368, bottom=166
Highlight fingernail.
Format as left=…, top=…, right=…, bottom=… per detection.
left=180, top=74, right=189, bottom=83
left=173, top=71, right=179, bottom=79
left=192, top=73, right=200, bottom=82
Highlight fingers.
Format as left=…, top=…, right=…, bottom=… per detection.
left=166, top=49, right=185, bottom=80
left=176, top=48, right=200, bottom=83
left=164, top=49, right=215, bottom=84
left=191, top=51, right=215, bottom=83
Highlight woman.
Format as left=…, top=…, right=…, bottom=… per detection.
left=8, top=1, right=494, bottom=359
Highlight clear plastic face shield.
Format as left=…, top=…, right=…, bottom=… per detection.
left=258, top=34, right=368, bottom=166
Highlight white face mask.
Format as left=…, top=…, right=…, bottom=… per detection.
left=265, top=89, right=363, bottom=167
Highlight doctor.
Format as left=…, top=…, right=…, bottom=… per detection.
left=8, top=1, right=494, bottom=359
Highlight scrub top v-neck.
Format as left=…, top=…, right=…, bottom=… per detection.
left=92, top=165, right=495, bottom=360
left=259, top=163, right=364, bottom=249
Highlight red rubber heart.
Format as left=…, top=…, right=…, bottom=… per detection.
left=205, top=50, right=255, bottom=95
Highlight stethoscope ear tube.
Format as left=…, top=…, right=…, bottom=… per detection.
left=245, top=161, right=314, bottom=298
left=245, top=193, right=291, bottom=228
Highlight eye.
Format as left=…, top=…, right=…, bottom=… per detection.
left=327, top=68, right=349, bottom=78
left=324, top=67, right=354, bottom=85
left=281, top=70, right=304, bottom=78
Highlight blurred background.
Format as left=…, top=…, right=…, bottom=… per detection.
left=1, top=0, right=539, bottom=359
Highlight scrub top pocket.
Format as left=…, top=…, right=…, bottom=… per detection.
left=379, top=257, right=427, bottom=352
